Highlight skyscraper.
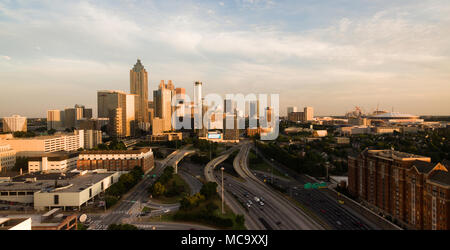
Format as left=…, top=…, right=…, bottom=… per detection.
left=153, top=82, right=172, bottom=132
left=130, top=59, right=149, bottom=126
left=194, top=81, right=203, bottom=130
left=97, top=90, right=135, bottom=137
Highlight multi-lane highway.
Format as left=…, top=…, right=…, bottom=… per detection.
left=204, top=146, right=264, bottom=230
left=252, top=146, right=379, bottom=230
left=230, top=143, right=323, bottom=230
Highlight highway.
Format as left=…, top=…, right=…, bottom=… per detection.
left=88, top=149, right=192, bottom=230
left=252, top=146, right=379, bottom=230
left=204, top=146, right=265, bottom=230
left=231, top=143, right=324, bottom=230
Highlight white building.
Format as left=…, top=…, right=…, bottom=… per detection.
left=0, top=171, right=120, bottom=211
left=0, top=143, right=16, bottom=172
left=4, top=131, right=84, bottom=157
left=28, top=152, right=79, bottom=173
left=2, top=115, right=27, bottom=132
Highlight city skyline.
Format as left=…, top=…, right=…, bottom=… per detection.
left=1, top=0, right=450, bottom=117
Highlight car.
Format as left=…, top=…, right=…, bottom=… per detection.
left=336, top=221, right=342, bottom=226
left=260, top=197, right=265, bottom=202
left=259, top=201, right=264, bottom=206
left=276, top=221, right=282, bottom=225
left=320, top=209, right=326, bottom=213
left=254, top=197, right=260, bottom=202
left=246, top=203, right=251, bottom=208
left=248, top=200, right=253, bottom=205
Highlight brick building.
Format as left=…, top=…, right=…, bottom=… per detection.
left=77, top=148, right=154, bottom=173
left=348, top=149, right=449, bottom=230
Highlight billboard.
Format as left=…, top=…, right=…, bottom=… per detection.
left=207, top=133, right=222, bottom=139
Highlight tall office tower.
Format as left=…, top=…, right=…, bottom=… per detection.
left=194, top=81, right=203, bottom=129
left=199, top=98, right=208, bottom=137
left=224, top=99, right=237, bottom=115
left=167, top=80, right=175, bottom=96
left=287, top=106, right=297, bottom=115
left=304, top=107, right=314, bottom=121
left=130, top=59, right=149, bottom=126
left=2, top=115, right=27, bottom=132
left=97, top=90, right=135, bottom=137
left=153, top=83, right=172, bottom=132
left=47, top=110, right=64, bottom=130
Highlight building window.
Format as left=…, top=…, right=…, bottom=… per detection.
left=54, top=195, right=59, bottom=205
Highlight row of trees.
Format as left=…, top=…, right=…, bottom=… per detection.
left=104, top=166, right=144, bottom=208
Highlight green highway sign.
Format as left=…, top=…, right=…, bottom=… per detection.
left=304, top=182, right=327, bottom=189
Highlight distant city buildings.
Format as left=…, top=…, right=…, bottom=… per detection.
left=47, top=105, right=93, bottom=131
left=2, top=115, right=27, bottom=132
left=287, top=106, right=314, bottom=123
left=348, top=149, right=450, bottom=230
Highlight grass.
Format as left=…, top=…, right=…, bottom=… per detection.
left=248, top=151, right=286, bottom=178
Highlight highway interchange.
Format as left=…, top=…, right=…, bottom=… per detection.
left=86, top=142, right=381, bottom=230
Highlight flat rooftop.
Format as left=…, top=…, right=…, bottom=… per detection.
left=0, top=172, right=115, bottom=193
left=0, top=217, right=29, bottom=230
left=368, top=150, right=430, bottom=161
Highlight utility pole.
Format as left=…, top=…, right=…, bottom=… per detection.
left=221, top=167, right=225, bottom=214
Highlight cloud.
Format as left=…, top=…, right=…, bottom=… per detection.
left=1, top=55, right=11, bottom=60
left=0, top=0, right=449, bottom=116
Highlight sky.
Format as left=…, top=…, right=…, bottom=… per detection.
left=0, top=0, right=449, bottom=117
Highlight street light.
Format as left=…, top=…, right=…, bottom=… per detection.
left=221, top=167, right=225, bottom=214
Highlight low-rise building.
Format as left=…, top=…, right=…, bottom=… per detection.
left=147, top=132, right=182, bottom=142
left=77, top=148, right=154, bottom=173
left=28, top=152, right=79, bottom=173
left=0, top=171, right=120, bottom=211
left=3, top=131, right=84, bottom=157
left=7, top=208, right=77, bottom=230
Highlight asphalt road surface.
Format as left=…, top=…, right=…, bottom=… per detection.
left=253, top=146, right=380, bottom=230
left=231, top=143, right=323, bottom=230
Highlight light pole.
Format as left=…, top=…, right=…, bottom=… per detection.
left=221, top=167, right=225, bottom=214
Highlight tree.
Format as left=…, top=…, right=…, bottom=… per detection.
left=200, top=182, right=218, bottom=199
left=152, top=182, right=166, bottom=197
left=47, top=129, right=56, bottom=135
